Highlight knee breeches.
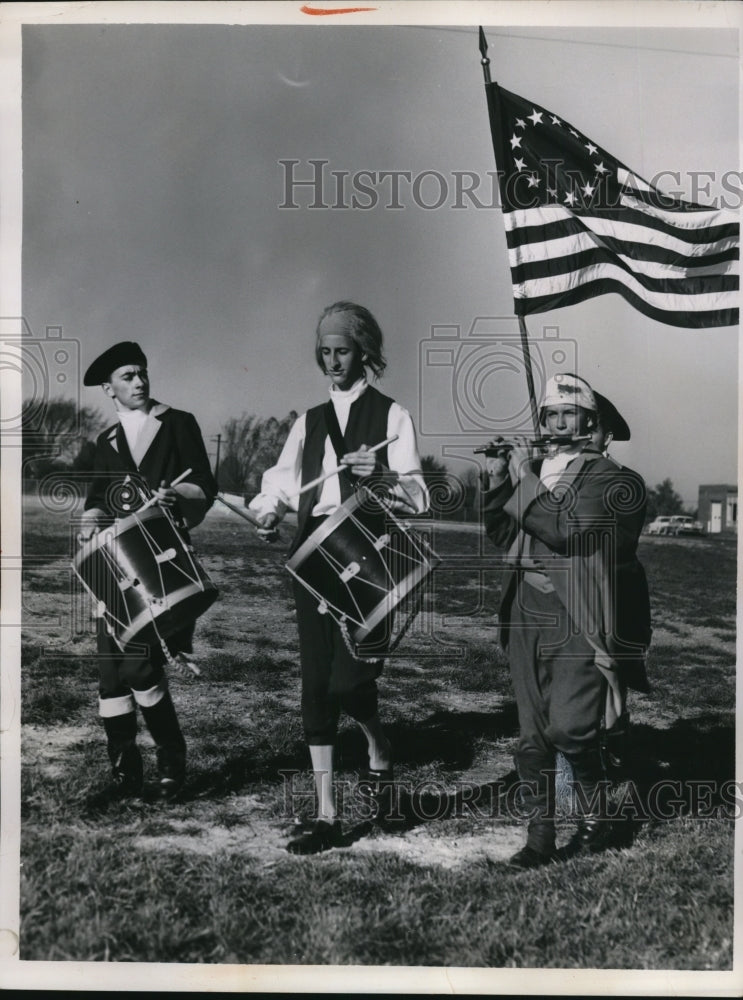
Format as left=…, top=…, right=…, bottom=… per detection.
left=506, top=581, right=606, bottom=764
left=293, top=580, right=382, bottom=744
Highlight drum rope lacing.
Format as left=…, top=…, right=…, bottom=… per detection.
left=74, top=503, right=209, bottom=679
left=334, top=490, right=433, bottom=663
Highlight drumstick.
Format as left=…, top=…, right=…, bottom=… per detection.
left=138, top=468, right=193, bottom=512
left=290, top=435, right=399, bottom=499
left=215, top=493, right=265, bottom=528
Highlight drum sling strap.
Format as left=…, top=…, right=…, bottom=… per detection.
left=323, top=401, right=360, bottom=502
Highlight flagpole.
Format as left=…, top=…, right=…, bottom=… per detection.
left=518, top=316, right=541, bottom=434
left=479, top=27, right=541, bottom=436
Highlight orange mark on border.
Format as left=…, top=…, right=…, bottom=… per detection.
left=300, top=4, right=377, bottom=14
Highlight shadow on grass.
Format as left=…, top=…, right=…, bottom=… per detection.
left=625, top=715, right=735, bottom=802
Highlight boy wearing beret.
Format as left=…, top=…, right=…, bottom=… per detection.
left=80, top=342, right=217, bottom=802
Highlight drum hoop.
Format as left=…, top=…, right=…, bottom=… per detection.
left=117, top=580, right=217, bottom=647
left=71, top=563, right=130, bottom=637
left=286, top=487, right=402, bottom=571
left=74, top=505, right=204, bottom=590
left=286, top=546, right=435, bottom=637
left=352, top=561, right=434, bottom=642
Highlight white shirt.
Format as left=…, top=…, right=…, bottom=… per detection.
left=117, top=407, right=150, bottom=466
left=249, top=378, right=428, bottom=521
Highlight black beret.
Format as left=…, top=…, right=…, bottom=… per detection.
left=593, top=390, right=631, bottom=441
left=83, top=342, right=148, bottom=386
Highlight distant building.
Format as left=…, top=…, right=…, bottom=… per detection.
left=698, top=484, right=738, bottom=534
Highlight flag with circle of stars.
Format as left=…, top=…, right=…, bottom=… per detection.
left=486, top=83, right=739, bottom=329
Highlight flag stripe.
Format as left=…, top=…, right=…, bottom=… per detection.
left=504, top=204, right=739, bottom=252
left=513, top=259, right=739, bottom=312
left=505, top=220, right=739, bottom=273
left=515, top=276, right=738, bottom=329
left=509, top=241, right=739, bottom=285
left=488, top=83, right=740, bottom=328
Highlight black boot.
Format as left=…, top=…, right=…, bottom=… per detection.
left=507, top=751, right=558, bottom=870
left=561, top=814, right=616, bottom=858
left=140, top=690, right=186, bottom=802
left=508, top=819, right=557, bottom=870
left=600, top=710, right=632, bottom=779
left=560, top=746, right=614, bottom=859
left=103, top=712, right=143, bottom=796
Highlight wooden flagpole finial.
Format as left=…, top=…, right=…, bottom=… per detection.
left=478, top=26, right=492, bottom=85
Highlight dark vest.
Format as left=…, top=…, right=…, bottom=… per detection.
left=290, top=385, right=393, bottom=555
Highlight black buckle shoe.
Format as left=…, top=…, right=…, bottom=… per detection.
left=507, top=844, right=557, bottom=870
left=287, top=819, right=344, bottom=855
left=358, top=766, right=394, bottom=792
left=358, top=768, right=405, bottom=826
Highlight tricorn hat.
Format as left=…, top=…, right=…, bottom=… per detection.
left=593, top=390, right=631, bottom=441
left=83, top=341, right=147, bottom=386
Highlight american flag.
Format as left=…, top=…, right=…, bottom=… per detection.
left=487, top=83, right=739, bottom=329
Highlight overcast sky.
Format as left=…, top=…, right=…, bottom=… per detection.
left=17, top=13, right=740, bottom=506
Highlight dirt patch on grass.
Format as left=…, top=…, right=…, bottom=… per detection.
left=131, top=795, right=526, bottom=869
left=23, top=724, right=98, bottom=778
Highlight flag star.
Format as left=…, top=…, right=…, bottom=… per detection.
left=585, top=142, right=598, bottom=156
left=547, top=187, right=558, bottom=198
left=569, top=128, right=579, bottom=138
left=527, top=174, right=540, bottom=188
left=528, top=109, right=543, bottom=126
left=515, top=117, right=526, bottom=129
left=550, top=115, right=562, bottom=126
left=510, top=133, right=522, bottom=149
left=583, top=182, right=595, bottom=197
left=595, top=161, right=609, bottom=175
left=564, top=190, right=577, bottom=206
left=514, top=157, right=526, bottom=171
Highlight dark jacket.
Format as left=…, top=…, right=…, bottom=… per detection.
left=85, top=402, right=217, bottom=527
left=483, top=447, right=651, bottom=692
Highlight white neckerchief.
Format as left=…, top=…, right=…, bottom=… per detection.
left=540, top=448, right=581, bottom=492
left=328, top=376, right=368, bottom=434
left=117, top=407, right=149, bottom=455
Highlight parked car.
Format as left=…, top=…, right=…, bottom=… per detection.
left=646, top=515, right=705, bottom=536
left=646, top=516, right=673, bottom=535
left=667, top=515, right=705, bottom=536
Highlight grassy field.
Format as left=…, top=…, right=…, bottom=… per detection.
left=19, top=494, right=737, bottom=968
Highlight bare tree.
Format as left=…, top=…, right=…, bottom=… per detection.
left=218, top=411, right=298, bottom=495
left=22, top=397, right=105, bottom=479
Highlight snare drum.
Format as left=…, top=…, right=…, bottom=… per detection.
left=73, top=505, right=218, bottom=651
left=286, top=488, right=439, bottom=655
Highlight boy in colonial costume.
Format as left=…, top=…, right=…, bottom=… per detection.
left=482, top=373, right=650, bottom=868
left=80, top=341, right=217, bottom=801
left=250, top=302, right=428, bottom=854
